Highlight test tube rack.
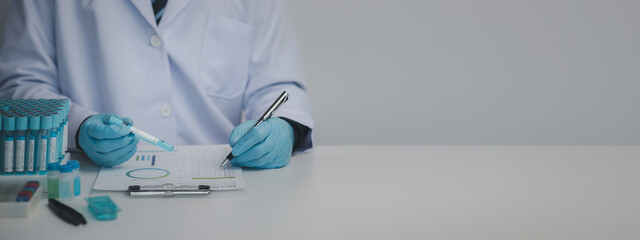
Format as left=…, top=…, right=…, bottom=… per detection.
left=0, top=99, right=70, bottom=176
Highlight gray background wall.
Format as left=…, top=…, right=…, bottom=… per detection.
left=0, top=0, right=8, bottom=44
left=1, top=0, right=639, bottom=145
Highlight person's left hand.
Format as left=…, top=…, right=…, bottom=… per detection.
left=229, top=118, right=294, bottom=168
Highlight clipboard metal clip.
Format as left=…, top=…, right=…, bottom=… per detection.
left=128, top=183, right=211, bottom=197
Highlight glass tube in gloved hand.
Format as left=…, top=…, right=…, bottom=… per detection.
left=107, top=116, right=174, bottom=152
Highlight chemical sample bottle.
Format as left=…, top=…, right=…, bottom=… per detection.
left=68, top=160, right=81, bottom=196
left=47, top=162, right=60, bottom=199
left=58, top=164, right=74, bottom=201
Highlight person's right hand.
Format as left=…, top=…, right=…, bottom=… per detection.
left=78, top=113, right=138, bottom=167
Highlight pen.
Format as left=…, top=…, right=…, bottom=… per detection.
left=48, top=198, right=87, bottom=226
left=220, top=91, right=289, bottom=168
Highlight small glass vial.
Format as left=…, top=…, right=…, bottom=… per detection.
left=47, top=162, right=60, bottom=199
left=68, top=160, right=81, bottom=196
left=58, top=164, right=74, bottom=201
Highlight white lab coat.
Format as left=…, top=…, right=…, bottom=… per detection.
left=0, top=0, right=313, bottom=151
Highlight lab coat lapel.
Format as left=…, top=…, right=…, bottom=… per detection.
left=130, top=0, right=158, bottom=30
left=157, top=0, right=193, bottom=28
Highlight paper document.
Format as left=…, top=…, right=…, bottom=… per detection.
left=93, top=145, right=245, bottom=191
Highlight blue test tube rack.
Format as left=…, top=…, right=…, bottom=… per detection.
left=0, top=99, right=70, bottom=177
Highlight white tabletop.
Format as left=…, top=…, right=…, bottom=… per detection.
left=2, top=146, right=640, bottom=240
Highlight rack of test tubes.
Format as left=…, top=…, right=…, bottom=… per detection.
left=0, top=99, right=69, bottom=176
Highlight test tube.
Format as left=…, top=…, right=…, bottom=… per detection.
left=60, top=99, right=69, bottom=154
left=27, top=112, right=40, bottom=174
left=47, top=107, right=63, bottom=162
left=54, top=108, right=64, bottom=161
left=108, top=116, right=174, bottom=152
left=47, top=111, right=59, bottom=164
left=14, top=112, right=28, bottom=175
left=38, top=114, right=52, bottom=174
left=3, top=114, right=15, bottom=174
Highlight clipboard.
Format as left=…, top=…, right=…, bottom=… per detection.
left=93, top=145, right=246, bottom=192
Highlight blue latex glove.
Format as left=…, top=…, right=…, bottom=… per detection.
left=78, top=113, right=139, bottom=167
left=229, top=117, right=295, bottom=168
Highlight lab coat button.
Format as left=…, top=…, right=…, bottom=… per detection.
left=150, top=34, right=163, bottom=47
left=160, top=104, right=172, bottom=117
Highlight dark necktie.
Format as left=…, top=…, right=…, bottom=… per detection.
left=152, top=0, right=168, bottom=25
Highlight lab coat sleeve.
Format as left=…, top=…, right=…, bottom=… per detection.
left=243, top=0, right=314, bottom=152
left=0, top=0, right=97, bottom=151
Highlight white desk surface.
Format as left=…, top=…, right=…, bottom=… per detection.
left=1, top=146, right=640, bottom=240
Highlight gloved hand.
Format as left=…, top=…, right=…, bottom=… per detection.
left=78, top=113, right=139, bottom=167
left=229, top=117, right=294, bottom=168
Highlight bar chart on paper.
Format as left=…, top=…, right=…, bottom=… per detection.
left=93, top=145, right=245, bottom=191
left=124, top=154, right=168, bottom=179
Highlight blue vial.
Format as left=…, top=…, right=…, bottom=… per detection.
left=61, top=99, right=70, bottom=153
left=13, top=113, right=28, bottom=175
left=68, top=160, right=81, bottom=196
left=58, top=164, right=74, bottom=201
left=38, top=114, right=52, bottom=174
left=48, top=108, right=63, bottom=162
left=48, top=112, right=59, bottom=164
left=3, top=114, right=16, bottom=175
left=27, top=113, right=40, bottom=174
